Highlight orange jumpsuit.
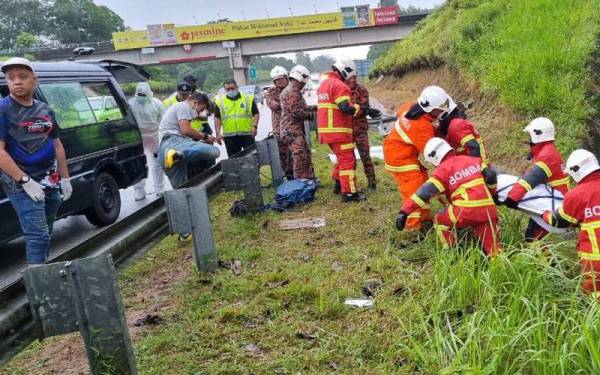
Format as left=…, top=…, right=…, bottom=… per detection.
left=383, top=102, right=435, bottom=230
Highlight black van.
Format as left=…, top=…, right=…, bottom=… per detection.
left=0, top=60, right=149, bottom=244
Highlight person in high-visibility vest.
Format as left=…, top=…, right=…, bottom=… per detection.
left=542, top=149, right=600, bottom=298
left=383, top=86, right=453, bottom=231
left=214, top=79, right=260, bottom=157
left=397, top=138, right=501, bottom=256
left=505, top=117, right=571, bottom=241
left=163, top=81, right=213, bottom=135
left=317, top=57, right=379, bottom=203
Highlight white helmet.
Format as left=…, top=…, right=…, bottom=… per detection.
left=565, top=149, right=600, bottom=183
left=424, top=137, right=453, bottom=166
left=289, top=65, right=310, bottom=84
left=523, top=117, right=555, bottom=144
left=418, top=86, right=457, bottom=116
left=270, top=65, right=288, bottom=81
left=332, top=57, right=357, bottom=80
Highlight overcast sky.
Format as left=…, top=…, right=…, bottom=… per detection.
left=94, top=0, right=445, bottom=60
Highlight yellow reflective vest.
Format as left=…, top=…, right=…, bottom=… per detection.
left=216, top=93, right=254, bottom=136
left=163, top=94, right=206, bottom=131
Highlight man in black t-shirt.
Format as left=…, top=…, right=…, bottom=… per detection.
left=0, top=57, right=72, bottom=265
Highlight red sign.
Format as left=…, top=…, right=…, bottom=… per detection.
left=374, top=6, right=399, bottom=26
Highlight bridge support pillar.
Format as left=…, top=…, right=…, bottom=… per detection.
left=229, top=47, right=250, bottom=86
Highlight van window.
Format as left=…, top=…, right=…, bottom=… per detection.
left=40, top=82, right=97, bottom=128
left=0, top=85, right=8, bottom=98
left=82, top=82, right=124, bottom=123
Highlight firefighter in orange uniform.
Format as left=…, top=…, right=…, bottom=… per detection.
left=317, top=58, right=379, bottom=202
left=383, top=86, right=452, bottom=230
left=543, top=149, right=600, bottom=297
left=397, top=138, right=501, bottom=256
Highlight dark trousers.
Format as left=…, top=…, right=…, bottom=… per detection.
left=224, top=135, right=255, bottom=158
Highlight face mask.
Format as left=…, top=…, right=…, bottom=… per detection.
left=226, top=90, right=238, bottom=99
left=137, top=96, right=150, bottom=104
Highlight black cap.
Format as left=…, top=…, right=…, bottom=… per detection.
left=177, top=82, right=192, bottom=92
left=183, top=74, right=198, bottom=83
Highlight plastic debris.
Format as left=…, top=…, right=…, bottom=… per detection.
left=279, top=217, right=326, bottom=230
left=344, top=297, right=374, bottom=308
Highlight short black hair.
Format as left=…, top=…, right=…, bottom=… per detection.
left=189, top=92, right=209, bottom=104
left=223, top=79, right=237, bottom=86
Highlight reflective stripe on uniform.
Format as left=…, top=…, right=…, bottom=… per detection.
left=319, top=127, right=353, bottom=133
left=411, top=193, right=427, bottom=209
left=340, top=143, right=355, bottom=150
left=335, top=95, right=351, bottom=104
left=394, top=120, right=413, bottom=145
left=451, top=177, right=494, bottom=208
left=535, top=161, right=552, bottom=178
left=517, top=179, right=533, bottom=192
left=339, top=170, right=357, bottom=193
left=384, top=163, right=421, bottom=173
left=460, top=134, right=476, bottom=146
left=549, top=176, right=571, bottom=188
left=448, top=205, right=457, bottom=224
left=558, top=207, right=578, bottom=224
left=428, top=177, right=445, bottom=193
left=581, top=220, right=600, bottom=258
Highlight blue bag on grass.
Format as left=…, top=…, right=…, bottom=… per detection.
left=274, top=179, right=317, bottom=209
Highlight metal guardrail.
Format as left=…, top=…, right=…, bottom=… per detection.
left=0, top=147, right=256, bottom=367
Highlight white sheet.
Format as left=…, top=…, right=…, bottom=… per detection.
left=497, top=174, right=569, bottom=234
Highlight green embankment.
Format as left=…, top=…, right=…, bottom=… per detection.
left=372, top=0, right=600, bottom=153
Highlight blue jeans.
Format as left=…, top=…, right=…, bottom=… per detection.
left=8, top=188, right=62, bottom=264
left=159, top=135, right=220, bottom=188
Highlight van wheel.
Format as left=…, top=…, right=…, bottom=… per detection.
left=84, top=172, right=121, bottom=226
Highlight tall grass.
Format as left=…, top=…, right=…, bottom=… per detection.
left=372, top=0, right=600, bottom=153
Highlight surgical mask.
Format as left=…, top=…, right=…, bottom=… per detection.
left=137, top=96, right=150, bottom=104
left=226, top=90, right=238, bottom=99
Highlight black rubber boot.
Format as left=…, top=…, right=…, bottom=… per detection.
left=333, top=180, right=341, bottom=195
left=367, top=176, right=377, bottom=192
left=341, top=192, right=367, bottom=203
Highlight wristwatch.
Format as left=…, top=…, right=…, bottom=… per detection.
left=17, top=175, right=30, bottom=185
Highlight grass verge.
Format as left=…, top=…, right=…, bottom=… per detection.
left=372, top=0, right=600, bottom=154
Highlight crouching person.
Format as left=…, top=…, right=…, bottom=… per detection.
left=159, top=92, right=220, bottom=188
left=542, top=149, right=600, bottom=298
left=396, top=138, right=501, bottom=256
left=0, top=58, right=72, bottom=265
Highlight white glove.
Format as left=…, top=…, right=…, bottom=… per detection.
left=22, top=178, right=45, bottom=202
left=60, top=178, right=73, bottom=201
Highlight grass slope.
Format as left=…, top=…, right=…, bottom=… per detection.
left=372, top=0, right=600, bottom=153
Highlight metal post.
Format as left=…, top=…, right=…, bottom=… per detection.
left=164, top=186, right=218, bottom=272
left=222, top=156, right=264, bottom=210
left=256, top=138, right=284, bottom=186
left=22, top=255, right=137, bottom=375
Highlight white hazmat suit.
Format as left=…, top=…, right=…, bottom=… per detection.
left=129, top=82, right=165, bottom=199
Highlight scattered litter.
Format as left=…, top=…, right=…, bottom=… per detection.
left=267, top=280, right=289, bottom=288
left=344, top=297, right=374, bottom=308
left=328, top=361, right=342, bottom=371
left=328, top=146, right=384, bottom=163
left=362, top=278, right=383, bottom=297
left=243, top=343, right=262, bottom=354
left=299, top=255, right=311, bottom=262
left=218, top=259, right=242, bottom=276
left=243, top=320, right=258, bottom=329
left=393, top=286, right=407, bottom=297
left=295, top=331, right=317, bottom=340
left=279, top=217, right=326, bottom=230
left=334, top=240, right=344, bottom=246
left=133, top=314, right=163, bottom=327
left=231, top=260, right=242, bottom=276
left=331, top=261, right=343, bottom=272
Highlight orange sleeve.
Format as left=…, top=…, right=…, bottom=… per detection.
left=412, top=121, right=434, bottom=153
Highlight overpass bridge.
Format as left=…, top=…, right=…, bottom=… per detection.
left=33, top=13, right=428, bottom=85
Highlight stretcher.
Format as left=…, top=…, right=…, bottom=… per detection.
left=496, top=174, right=569, bottom=233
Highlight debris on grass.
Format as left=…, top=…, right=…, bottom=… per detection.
left=266, top=280, right=289, bottom=288
left=279, top=217, right=326, bottom=230
left=295, top=331, right=317, bottom=341
left=218, top=259, right=243, bottom=275
left=133, top=314, right=164, bottom=327
left=331, top=261, right=343, bottom=272
left=328, top=361, right=342, bottom=371
left=344, top=297, right=374, bottom=308
left=362, top=278, right=383, bottom=297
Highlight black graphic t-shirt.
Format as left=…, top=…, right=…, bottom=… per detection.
left=0, top=96, right=60, bottom=192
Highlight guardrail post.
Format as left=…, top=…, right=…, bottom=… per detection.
left=164, top=186, right=218, bottom=272
left=22, top=255, right=137, bottom=375
left=255, top=138, right=284, bottom=186
left=221, top=156, right=264, bottom=210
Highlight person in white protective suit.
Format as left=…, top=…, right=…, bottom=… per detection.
left=129, top=82, right=165, bottom=200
